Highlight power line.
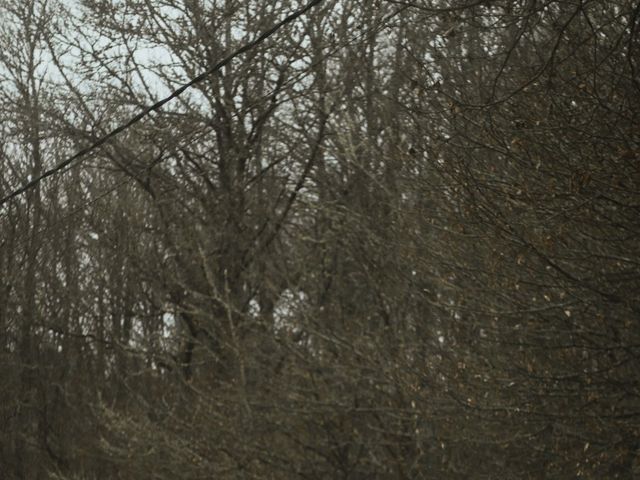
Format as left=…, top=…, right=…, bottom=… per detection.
left=0, top=0, right=323, bottom=209
left=3, top=3, right=408, bottom=245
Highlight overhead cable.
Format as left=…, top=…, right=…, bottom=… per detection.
left=0, top=0, right=323, bottom=208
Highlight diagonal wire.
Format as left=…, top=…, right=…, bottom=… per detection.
left=0, top=2, right=408, bottom=244
left=0, top=0, right=323, bottom=209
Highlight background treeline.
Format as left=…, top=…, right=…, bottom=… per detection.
left=1, top=0, right=639, bottom=478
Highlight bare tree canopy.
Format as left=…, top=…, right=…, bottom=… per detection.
left=1, top=0, right=639, bottom=478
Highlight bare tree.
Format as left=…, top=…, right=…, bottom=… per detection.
left=1, top=0, right=639, bottom=478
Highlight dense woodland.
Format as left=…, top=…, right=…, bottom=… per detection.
left=0, top=0, right=639, bottom=478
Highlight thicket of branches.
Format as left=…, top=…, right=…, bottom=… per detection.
left=1, top=0, right=639, bottom=478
